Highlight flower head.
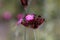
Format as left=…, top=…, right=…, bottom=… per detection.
left=21, top=14, right=45, bottom=29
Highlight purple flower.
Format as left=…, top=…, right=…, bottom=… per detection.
left=21, top=14, right=45, bottom=29
left=16, top=13, right=45, bottom=29
left=16, top=13, right=24, bottom=20
left=2, top=11, right=12, bottom=20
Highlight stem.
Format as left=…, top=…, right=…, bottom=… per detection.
left=15, top=25, right=19, bottom=40
left=33, top=30, right=36, bottom=40
left=24, top=28, right=26, bottom=40
left=23, top=28, right=28, bottom=40
left=24, top=0, right=32, bottom=13
left=23, top=0, right=32, bottom=40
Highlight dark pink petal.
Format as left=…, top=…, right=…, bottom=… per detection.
left=16, top=13, right=24, bottom=20
left=40, top=18, right=45, bottom=24
left=17, top=19, right=23, bottom=25
left=21, top=20, right=29, bottom=27
left=31, top=24, right=39, bottom=29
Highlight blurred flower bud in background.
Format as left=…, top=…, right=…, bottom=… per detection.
left=16, top=13, right=24, bottom=20
left=2, top=11, right=12, bottom=20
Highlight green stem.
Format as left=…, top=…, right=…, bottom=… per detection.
left=23, top=0, right=32, bottom=40
left=33, top=30, right=36, bottom=40
left=15, top=26, right=19, bottom=40
left=23, top=28, right=29, bottom=40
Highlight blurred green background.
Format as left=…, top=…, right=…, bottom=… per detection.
left=0, top=0, right=60, bottom=40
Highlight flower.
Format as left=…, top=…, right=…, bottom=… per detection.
left=21, top=0, right=28, bottom=8
left=21, top=14, right=45, bottom=29
left=25, top=14, right=34, bottom=21
left=16, top=13, right=24, bottom=25
left=2, top=11, right=12, bottom=20
left=16, top=13, right=24, bottom=20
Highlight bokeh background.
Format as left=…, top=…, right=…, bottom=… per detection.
left=0, top=0, right=60, bottom=40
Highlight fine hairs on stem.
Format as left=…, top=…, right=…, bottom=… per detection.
left=33, top=30, right=36, bottom=40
